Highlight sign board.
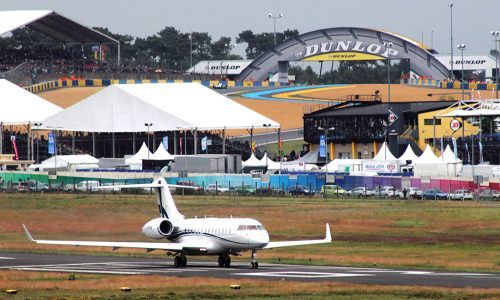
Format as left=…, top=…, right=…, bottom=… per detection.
left=388, top=109, right=398, bottom=126
left=450, top=119, right=462, bottom=131
left=326, top=174, right=335, bottom=184
left=362, top=160, right=400, bottom=173
left=207, top=139, right=212, bottom=146
left=48, top=132, right=55, bottom=154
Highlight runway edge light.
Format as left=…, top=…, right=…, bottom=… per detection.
left=229, top=284, right=241, bottom=290
left=121, top=287, right=132, bottom=292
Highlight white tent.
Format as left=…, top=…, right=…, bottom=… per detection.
left=439, top=145, right=462, bottom=163
left=242, top=153, right=266, bottom=168
left=415, top=145, right=440, bottom=163
left=259, top=152, right=282, bottom=170
left=372, top=142, right=397, bottom=161
left=42, top=83, right=279, bottom=132
left=322, top=159, right=363, bottom=172
left=0, top=79, right=62, bottom=124
left=125, top=142, right=153, bottom=168
left=151, top=142, right=174, bottom=160
left=398, top=145, right=419, bottom=164
left=29, top=154, right=98, bottom=171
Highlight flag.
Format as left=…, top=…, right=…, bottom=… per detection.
left=465, top=141, right=470, bottom=163
left=179, top=133, right=183, bottom=154
left=251, top=141, right=256, bottom=152
left=10, top=136, right=18, bottom=160
left=201, top=136, right=207, bottom=151
left=162, top=136, right=168, bottom=150
left=452, top=138, right=458, bottom=160
left=440, top=137, right=444, bottom=157
left=319, top=134, right=326, bottom=158
left=48, top=132, right=55, bottom=155
left=479, top=141, right=483, bottom=163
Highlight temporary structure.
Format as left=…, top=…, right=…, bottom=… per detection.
left=125, top=142, right=153, bottom=169
left=242, top=153, right=265, bottom=168
left=28, top=154, right=98, bottom=171
left=42, top=83, right=279, bottom=132
left=372, top=142, right=397, bottom=161
left=415, top=145, right=440, bottom=163
left=439, top=145, right=462, bottom=163
left=398, top=145, right=419, bottom=164
left=0, top=79, right=62, bottom=124
left=151, top=142, right=174, bottom=160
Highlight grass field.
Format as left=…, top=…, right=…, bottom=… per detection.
left=0, top=193, right=499, bottom=299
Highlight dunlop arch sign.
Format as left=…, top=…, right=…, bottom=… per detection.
left=237, top=27, right=449, bottom=83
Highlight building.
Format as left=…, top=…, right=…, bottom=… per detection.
left=303, top=100, right=478, bottom=160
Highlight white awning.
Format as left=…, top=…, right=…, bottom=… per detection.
left=0, top=79, right=62, bottom=124
left=42, top=83, right=279, bottom=132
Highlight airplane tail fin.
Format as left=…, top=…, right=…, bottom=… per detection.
left=154, top=178, right=184, bottom=222
left=98, top=178, right=185, bottom=222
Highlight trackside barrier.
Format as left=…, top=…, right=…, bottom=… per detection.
left=1, top=171, right=498, bottom=195
left=401, top=78, right=499, bottom=92
left=25, top=79, right=289, bottom=94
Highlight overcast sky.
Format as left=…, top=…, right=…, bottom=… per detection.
left=2, top=0, right=499, bottom=57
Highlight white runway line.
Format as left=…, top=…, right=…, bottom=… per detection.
left=0, top=257, right=15, bottom=259
left=232, top=271, right=373, bottom=278
left=14, top=267, right=142, bottom=275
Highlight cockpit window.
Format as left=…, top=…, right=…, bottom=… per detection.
left=238, top=224, right=265, bottom=231
left=247, top=225, right=258, bottom=230
left=256, top=225, right=265, bottom=230
left=237, top=225, right=246, bottom=231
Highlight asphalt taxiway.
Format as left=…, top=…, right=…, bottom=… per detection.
left=0, top=252, right=498, bottom=288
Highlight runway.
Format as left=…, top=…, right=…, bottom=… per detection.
left=1, top=252, right=498, bottom=288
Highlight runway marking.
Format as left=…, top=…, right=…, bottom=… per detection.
left=0, top=257, right=15, bottom=260
left=232, top=271, right=373, bottom=278
left=14, top=267, right=142, bottom=275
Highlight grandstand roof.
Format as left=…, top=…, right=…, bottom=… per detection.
left=0, top=10, right=118, bottom=44
left=42, top=83, right=280, bottom=132
left=0, top=79, right=63, bottom=124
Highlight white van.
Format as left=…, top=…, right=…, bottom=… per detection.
left=76, top=180, right=101, bottom=192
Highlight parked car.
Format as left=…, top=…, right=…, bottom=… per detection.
left=289, top=185, right=315, bottom=196
left=374, top=186, right=397, bottom=198
left=478, top=189, right=500, bottom=200
left=422, top=189, right=448, bottom=200
left=448, top=189, right=474, bottom=200
left=27, top=181, right=49, bottom=192
left=76, top=180, right=101, bottom=192
left=398, top=187, right=423, bottom=199
left=15, top=182, right=29, bottom=192
left=321, top=184, right=347, bottom=197
left=348, top=187, right=375, bottom=198
left=233, top=184, right=257, bottom=195
left=175, top=180, right=201, bottom=195
left=206, top=184, right=230, bottom=194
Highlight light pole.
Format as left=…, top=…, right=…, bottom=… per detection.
left=262, top=124, right=271, bottom=168
left=224, top=43, right=236, bottom=77
left=144, top=123, right=152, bottom=158
left=385, top=42, right=393, bottom=104
left=492, top=31, right=499, bottom=99
left=33, top=122, right=42, bottom=163
left=457, top=44, right=466, bottom=100
left=318, top=126, right=335, bottom=175
left=449, top=3, right=454, bottom=80
left=268, top=13, right=283, bottom=47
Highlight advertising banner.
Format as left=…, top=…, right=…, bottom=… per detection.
left=201, top=136, right=208, bottom=151
left=48, top=132, right=55, bottom=155
left=319, top=134, right=326, bottom=158
left=163, top=136, right=168, bottom=150
left=362, top=160, right=399, bottom=173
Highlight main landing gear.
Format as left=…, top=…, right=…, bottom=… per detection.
left=174, top=254, right=187, bottom=267
left=250, top=249, right=259, bottom=269
left=218, top=254, right=231, bottom=267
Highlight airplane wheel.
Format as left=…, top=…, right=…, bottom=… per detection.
left=218, top=255, right=225, bottom=267
left=181, top=255, right=187, bottom=267
left=224, top=255, right=231, bottom=268
left=250, top=262, right=259, bottom=269
left=174, top=256, right=181, bottom=268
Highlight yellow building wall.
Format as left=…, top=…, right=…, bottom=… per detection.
left=418, top=107, right=479, bottom=152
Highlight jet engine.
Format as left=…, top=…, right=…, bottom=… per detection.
left=142, top=218, right=175, bottom=239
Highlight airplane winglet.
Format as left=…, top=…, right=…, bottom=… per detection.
left=22, top=224, right=34, bottom=242
left=325, top=223, right=332, bottom=242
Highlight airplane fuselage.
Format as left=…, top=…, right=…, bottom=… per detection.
left=142, top=217, right=270, bottom=255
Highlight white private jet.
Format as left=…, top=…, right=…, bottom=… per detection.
left=23, top=177, right=331, bottom=269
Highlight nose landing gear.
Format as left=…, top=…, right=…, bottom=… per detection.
left=250, top=249, right=259, bottom=269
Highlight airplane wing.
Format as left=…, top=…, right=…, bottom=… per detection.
left=264, top=223, right=331, bottom=249
left=23, top=224, right=188, bottom=252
